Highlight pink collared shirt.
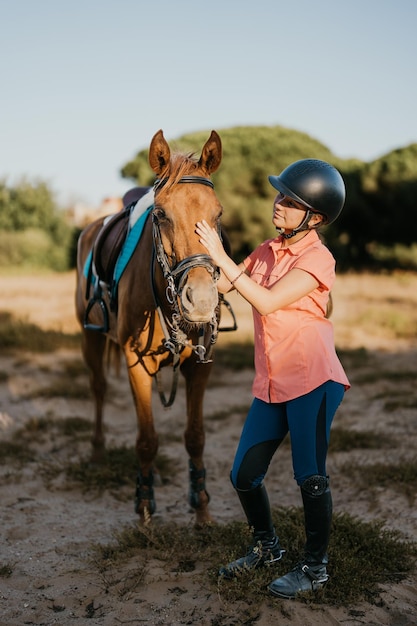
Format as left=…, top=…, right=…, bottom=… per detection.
left=243, top=230, right=350, bottom=403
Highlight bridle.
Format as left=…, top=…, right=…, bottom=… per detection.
left=151, top=175, right=222, bottom=405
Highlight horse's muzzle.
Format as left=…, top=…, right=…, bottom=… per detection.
left=180, top=277, right=218, bottom=323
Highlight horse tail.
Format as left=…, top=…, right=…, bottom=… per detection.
left=105, top=338, right=121, bottom=377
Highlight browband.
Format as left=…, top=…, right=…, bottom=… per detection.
left=154, top=176, right=214, bottom=189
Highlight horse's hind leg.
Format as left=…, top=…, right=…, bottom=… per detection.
left=81, top=329, right=108, bottom=462
left=182, top=359, right=213, bottom=526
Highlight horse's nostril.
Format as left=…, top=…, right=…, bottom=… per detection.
left=185, top=285, right=194, bottom=307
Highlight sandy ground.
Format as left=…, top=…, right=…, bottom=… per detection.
left=0, top=271, right=417, bottom=626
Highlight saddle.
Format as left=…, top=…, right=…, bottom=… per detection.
left=83, top=207, right=132, bottom=332
left=92, top=187, right=152, bottom=285
left=93, top=206, right=131, bottom=285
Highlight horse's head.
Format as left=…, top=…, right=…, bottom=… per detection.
left=149, top=129, right=223, bottom=325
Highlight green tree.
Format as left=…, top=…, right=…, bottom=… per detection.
left=0, top=178, right=74, bottom=270
left=326, top=144, right=417, bottom=268
left=0, top=178, right=60, bottom=232
left=120, top=126, right=357, bottom=261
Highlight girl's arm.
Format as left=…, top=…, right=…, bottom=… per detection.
left=216, top=263, right=247, bottom=294
left=196, top=220, right=319, bottom=315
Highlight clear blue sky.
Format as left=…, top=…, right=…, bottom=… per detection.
left=1, top=0, right=416, bottom=207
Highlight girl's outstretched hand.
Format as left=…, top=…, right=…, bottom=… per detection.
left=196, top=220, right=228, bottom=267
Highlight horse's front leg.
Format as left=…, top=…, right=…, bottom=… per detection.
left=182, top=358, right=214, bottom=526
left=124, top=351, right=158, bottom=522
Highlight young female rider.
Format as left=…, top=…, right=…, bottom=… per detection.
left=196, top=159, right=350, bottom=599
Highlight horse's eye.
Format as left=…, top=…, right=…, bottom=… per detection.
left=153, top=208, right=167, bottom=223
left=214, top=213, right=223, bottom=231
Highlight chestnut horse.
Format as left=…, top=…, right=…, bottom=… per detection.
left=75, top=130, right=225, bottom=526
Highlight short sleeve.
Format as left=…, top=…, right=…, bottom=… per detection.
left=293, top=243, right=335, bottom=291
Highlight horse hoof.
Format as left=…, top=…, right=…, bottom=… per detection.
left=140, top=506, right=153, bottom=526
left=189, top=487, right=210, bottom=510
left=194, top=514, right=215, bottom=529
left=135, top=498, right=156, bottom=518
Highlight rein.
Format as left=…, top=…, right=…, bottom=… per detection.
left=151, top=175, right=221, bottom=407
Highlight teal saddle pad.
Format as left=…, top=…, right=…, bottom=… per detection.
left=83, top=206, right=152, bottom=294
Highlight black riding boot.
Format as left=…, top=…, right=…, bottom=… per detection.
left=269, top=475, right=331, bottom=598
left=219, top=483, right=285, bottom=579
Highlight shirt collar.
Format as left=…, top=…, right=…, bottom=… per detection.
left=268, top=229, right=320, bottom=257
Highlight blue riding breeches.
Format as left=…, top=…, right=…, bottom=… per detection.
left=230, top=381, right=345, bottom=490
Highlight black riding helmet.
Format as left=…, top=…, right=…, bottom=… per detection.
left=268, top=159, right=346, bottom=226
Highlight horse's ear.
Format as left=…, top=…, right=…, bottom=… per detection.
left=149, top=129, right=171, bottom=175
left=198, top=130, right=222, bottom=174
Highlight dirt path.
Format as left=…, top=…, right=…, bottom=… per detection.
left=0, top=271, right=416, bottom=625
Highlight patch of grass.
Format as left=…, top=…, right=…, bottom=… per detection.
left=343, top=460, right=417, bottom=505
left=0, top=416, right=94, bottom=472
left=29, top=379, right=91, bottom=399
left=3, top=418, right=176, bottom=498
left=355, top=369, right=417, bottom=385
left=336, top=347, right=372, bottom=369
left=64, top=447, right=176, bottom=493
left=329, top=427, right=393, bottom=453
left=65, top=446, right=139, bottom=492
left=328, top=513, right=416, bottom=605
left=354, top=308, right=417, bottom=340
left=0, top=311, right=80, bottom=352
left=59, top=416, right=92, bottom=437
left=383, top=397, right=417, bottom=411
left=90, top=508, right=416, bottom=608
left=0, top=440, right=35, bottom=465
left=15, top=416, right=91, bottom=442
left=0, top=563, right=13, bottom=578
left=15, top=416, right=55, bottom=438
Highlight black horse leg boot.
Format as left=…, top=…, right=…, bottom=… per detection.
left=268, top=475, right=331, bottom=598
left=219, top=483, right=285, bottom=579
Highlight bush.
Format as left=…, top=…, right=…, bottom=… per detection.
left=0, top=178, right=75, bottom=270
left=121, top=127, right=417, bottom=269
left=0, top=227, right=73, bottom=270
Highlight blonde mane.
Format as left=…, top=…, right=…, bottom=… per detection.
left=155, top=152, right=200, bottom=193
